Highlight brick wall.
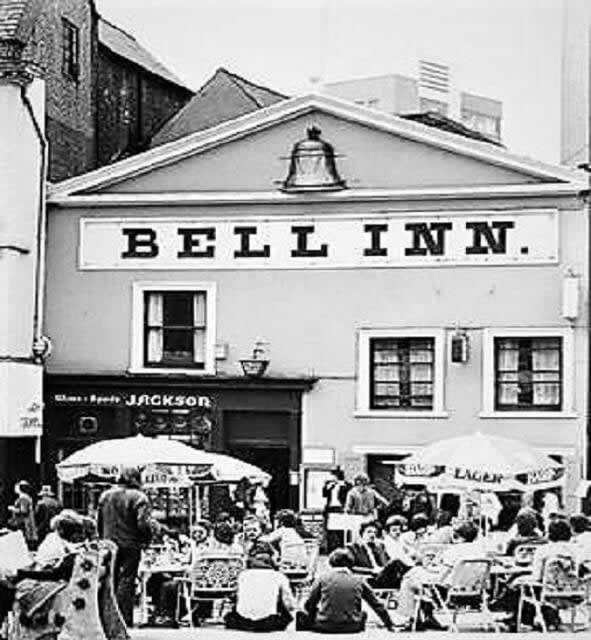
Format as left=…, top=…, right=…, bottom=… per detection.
left=96, top=47, right=191, bottom=165
left=23, top=0, right=96, bottom=181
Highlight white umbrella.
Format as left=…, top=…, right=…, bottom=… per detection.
left=401, top=431, right=562, bottom=477
left=56, top=434, right=270, bottom=485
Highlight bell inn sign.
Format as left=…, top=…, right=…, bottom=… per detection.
left=79, top=209, right=558, bottom=270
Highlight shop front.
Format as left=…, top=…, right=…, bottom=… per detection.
left=44, top=374, right=315, bottom=514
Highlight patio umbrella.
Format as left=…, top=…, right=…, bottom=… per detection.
left=400, top=431, right=562, bottom=478
left=56, top=434, right=270, bottom=485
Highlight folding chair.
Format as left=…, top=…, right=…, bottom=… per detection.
left=177, top=553, right=244, bottom=627
left=415, top=558, right=499, bottom=632
left=280, top=539, right=320, bottom=603
left=517, top=554, right=588, bottom=632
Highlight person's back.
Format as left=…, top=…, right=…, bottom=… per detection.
left=98, top=484, right=151, bottom=549
left=315, top=567, right=366, bottom=628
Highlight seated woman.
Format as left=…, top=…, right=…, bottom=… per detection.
left=505, top=511, right=545, bottom=556
left=209, top=522, right=243, bottom=554
left=225, top=552, right=294, bottom=632
left=497, top=519, right=576, bottom=631
left=264, top=509, right=306, bottom=568
left=399, top=513, right=430, bottom=562
left=428, top=510, right=454, bottom=544
left=396, top=521, right=483, bottom=631
left=0, top=511, right=86, bottom=634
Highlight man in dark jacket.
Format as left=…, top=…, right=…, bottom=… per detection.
left=297, top=548, right=393, bottom=633
left=34, top=485, right=62, bottom=543
left=98, top=466, right=154, bottom=626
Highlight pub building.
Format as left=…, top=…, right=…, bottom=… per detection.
left=44, top=94, right=589, bottom=516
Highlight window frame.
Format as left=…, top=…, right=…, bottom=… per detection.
left=356, top=328, right=447, bottom=418
left=481, top=327, right=575, bottom=418
left=130, top=282, right=216, bottom=375
left=61, top=18, right=80, bottom=81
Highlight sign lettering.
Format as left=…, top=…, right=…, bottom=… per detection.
left=51, top=391, right=212, bottom=409
left=80, top=210, right=558, bottom=270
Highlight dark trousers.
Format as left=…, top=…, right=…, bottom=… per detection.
left=114, top=546, right=141, bottom=627
left=296, top=610, right=367, bottom=634
left=370, top=559, right=412, bottom=589
left=225, top=609, right=292, bottom=632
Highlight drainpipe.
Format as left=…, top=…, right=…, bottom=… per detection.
left=20, top=84, right=47, bottom=468
left=20, top=84, right=47, bottom=354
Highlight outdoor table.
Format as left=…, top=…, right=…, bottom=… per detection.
left=138, top=549, right=189, bottom=624
left=490, top=557, right=532, bottom=599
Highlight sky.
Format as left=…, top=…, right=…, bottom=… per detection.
left=96, top=0, right=585, bottom=165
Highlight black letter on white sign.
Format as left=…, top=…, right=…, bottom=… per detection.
left=291, top=225, right=328, bottom=258
left=121, top=228, right=158, bottom=258
left=177, top=228, right=215, bottom=258
left=465, top=221, right=514, bottom=254
left=233, top=226, right=270, bottom=258
left=405, top=222, right=452, bottom=256
left=364, top=224, right=388, bottom=257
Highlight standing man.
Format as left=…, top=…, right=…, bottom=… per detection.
left=97, top=466, right=155, bottom=627
left=323, top=468, right=351, bottom=552
left=345, top=473, right=388, bottom=520
left=35, top=485, right=62, bottom=543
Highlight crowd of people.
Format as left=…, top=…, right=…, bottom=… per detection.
left=1, top=468, right=591, bottom=635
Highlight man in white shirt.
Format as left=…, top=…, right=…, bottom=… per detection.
left=224, top=552, right=295, bottom=631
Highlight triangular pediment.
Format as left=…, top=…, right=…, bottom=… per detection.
left=48, top=94, right=585, bottom=201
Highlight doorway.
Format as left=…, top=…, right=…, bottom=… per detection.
left=229, top=445, right=290, bottom=514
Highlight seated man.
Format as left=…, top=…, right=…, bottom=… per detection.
left=297, top=548, right=393, bottom=634
left=396, top=521, right=483, bottom=631
left=505, top=511, right=545, bottom=556
left=238, top=516, right=277, bottom=563
left=225, top=552, right=294, bottom=632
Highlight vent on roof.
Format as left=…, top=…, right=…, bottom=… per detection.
left=419, top=60, right=450, bottom=93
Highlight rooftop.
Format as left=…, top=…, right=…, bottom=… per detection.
left=98, top=17, right=192, bottom=91
left=150, top=67, right=286, bottom=147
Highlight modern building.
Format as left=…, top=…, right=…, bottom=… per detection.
left=324, top=62, right=503, bottom=143
left=44, top=94, right=588, bottom=515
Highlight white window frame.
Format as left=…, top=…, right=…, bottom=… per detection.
left=480, top=327, right=576, bottom=418
left=356, top=328, right=447, bottom=418
left=130, top=281, right=217, bottom=375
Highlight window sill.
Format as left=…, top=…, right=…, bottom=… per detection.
left=478, top=411, right=578, bottom=419
left=354, top=410, right=449, bottom=419
left=128, top=366, right=216, bottom=376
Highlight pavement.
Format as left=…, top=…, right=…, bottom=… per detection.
left=131, top=629, right=571, bottom=639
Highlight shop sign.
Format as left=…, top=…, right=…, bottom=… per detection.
left=50, top=390, right=212, bottom=409
left=79, top=209, right=558, bottom=270
left=399, top=463, right=440, bottom=477
left=0, top=363, right=43, bottom=437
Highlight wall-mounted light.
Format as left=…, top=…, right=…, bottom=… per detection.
left=562, top=270, right=580, bottom=322
left=450, top=329, right=469, bottom=364
left=239, top=339, right=270, bottom=378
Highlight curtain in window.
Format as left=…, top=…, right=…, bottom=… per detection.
left=146, top=293, right=163, bottom=363
left=193, top=292, right=206, bottom=364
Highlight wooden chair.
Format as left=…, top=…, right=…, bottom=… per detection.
left=415, top=558, right=498, bottom=632
left=177, top=553, right=244, bottom=627
left=517, top=553, right=588, bottom=632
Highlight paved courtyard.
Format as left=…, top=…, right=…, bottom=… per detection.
left=131, top=629, right=571, bottom=639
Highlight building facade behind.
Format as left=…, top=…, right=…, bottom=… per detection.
left=324, top=61, right=502, bottom=143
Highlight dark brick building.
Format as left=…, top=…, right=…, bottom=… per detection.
left=2, top=0, right=193, bottom=181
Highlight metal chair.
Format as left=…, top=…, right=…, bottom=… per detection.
left=517, top=553, right=588, bottom=632
left=513, top=543, right=543, bottom=567
left=279, top=539, right=320, bottom=602
left=177, top=553, right=244, bottom=627
left=414, top=558, right=498, bottom=632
